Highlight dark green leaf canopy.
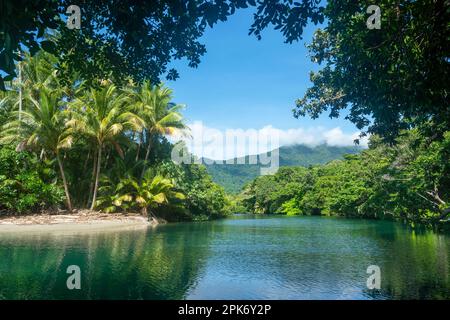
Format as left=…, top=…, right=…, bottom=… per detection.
left=0, top=0, right=323, bottom=88
left=295, top=0, right=450, bottom=142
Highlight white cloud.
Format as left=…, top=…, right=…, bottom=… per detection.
left=171, top=121, right=368, bottom=160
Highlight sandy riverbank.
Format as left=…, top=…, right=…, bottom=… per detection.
left=0, top=210, right=157, bottom=234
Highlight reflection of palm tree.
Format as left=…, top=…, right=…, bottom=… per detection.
left=0, top=222, right=217, bottom=299
left=0, top=88, right=74, bottom=211
left=69, top=83, right=143, bottom=209
left=0, top=235, right=70, bottom=299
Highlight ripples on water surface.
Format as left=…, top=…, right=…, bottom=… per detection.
left=0, top=215, right=448, bottom=299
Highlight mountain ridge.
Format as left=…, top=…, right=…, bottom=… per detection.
left=204, top=143, right=363, bottom=193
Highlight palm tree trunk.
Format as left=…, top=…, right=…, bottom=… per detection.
left=135, top=131, right=143, bottom=161
left=83, top=150, right=91, bottom=172
left=56, top=153, right=72, bottom=212
left=135, top=142, right=141, bottom=161
left=141, top=139, right=152, bottom=178
left=105, top=148, right=110, bottom=169
left=87, top=149, right=97, bottom=208
left=82, top=150, right=91, bottom=207
left=90, top=144, right=102, bottom=210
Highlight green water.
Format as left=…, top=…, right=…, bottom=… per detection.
left=0, top=215, right=449, bottom=300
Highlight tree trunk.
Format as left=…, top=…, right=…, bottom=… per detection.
left=83, top=150, right=91, bottom=172
left=90, top=144, right=102, bottom=210
left=135, top=131, right=143, bottom=161
left=56, top=153, right=72, bottom=212
left=141, top=139, right=152, bottom=178
left=82, top=150, right=91, bottom=207
left=135, top=142, right=141, bottom=161
left=86, top=149, right=97, bottom=208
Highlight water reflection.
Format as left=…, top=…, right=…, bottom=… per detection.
left=0, top=216, right=448, bottom=299
left=0, top=224, right=213, bottom=299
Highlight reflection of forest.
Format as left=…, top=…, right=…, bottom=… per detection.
left=366, top=222, right=450, bottom=299
left=185, top=217, right=450, bottom=300
left=0, top=223, right=215, bottom=299
left=0, top=217, right=448, bottom=300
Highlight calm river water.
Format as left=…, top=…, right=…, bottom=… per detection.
left=0, top=215, right=448, bottom=299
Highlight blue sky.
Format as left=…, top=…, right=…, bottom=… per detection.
left=167, top=8, right=358, bottom=134
left=166, top=8, right=369, bottom=160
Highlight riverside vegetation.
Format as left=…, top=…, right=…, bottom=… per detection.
left=238, top=132, right=450, bottom=228
left=0, top=51, right=449, bottom=228
left=0, top=52, right=230, bottom=221
left=0, top=0, right=448, bottom=228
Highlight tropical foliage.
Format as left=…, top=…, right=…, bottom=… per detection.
left=0, top=0, right=325, bottom=87
left=0, top=1, right=448, bottom=229
left=1, top=88, right=74, bottom=210
left=240, top=129, right=450, bottom=227
left=295, top=0, right=450, bottom=142
left=0, top=146, right=63, bottom=213
left=0, top=52, right=230, bottom=220
left=97, top=168, right=185, bottom=217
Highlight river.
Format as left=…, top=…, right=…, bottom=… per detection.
left=0, top=215, right=448, bottom=299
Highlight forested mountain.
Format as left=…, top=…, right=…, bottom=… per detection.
left=238, top=131, right=450, bottom=228
left=205, top=144, right=362, bottom=193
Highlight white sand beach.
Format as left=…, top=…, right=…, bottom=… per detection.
left=0, top=210, right=156, bottom=234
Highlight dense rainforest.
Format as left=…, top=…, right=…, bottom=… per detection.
left=238, top=131, right=450, bottom=227
left=0, top=0, right=449, bottom=228
left=0, top=52, right=231, bottom=221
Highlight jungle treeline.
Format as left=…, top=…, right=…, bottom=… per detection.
left=0, top=52, right=230, bottom=221
left=0, top=0, right=449, bottom=227
left=237, top=131, right=450, bottom=227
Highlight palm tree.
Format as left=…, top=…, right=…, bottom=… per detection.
left=69, top=82, right=143, bottom=210
left=0, top=88, right=74, bottom=211
left=19, top=51, right=59, bottom=99
left=99, top=169, right=185, bottom=218
left=0, top=93, right=15, bottom=126
left=128, top=81, right=187, bottom=177
left=95, top=153, right=145, bottom=213
left=3, top=51, right=58, bottom=138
